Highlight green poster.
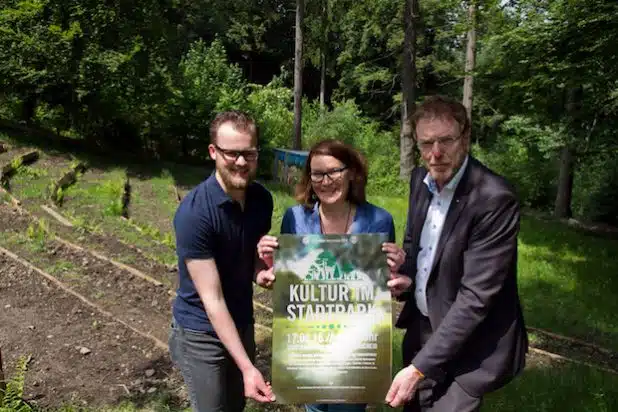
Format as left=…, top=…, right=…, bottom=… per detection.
left=271, top=233, right=392, bottom=404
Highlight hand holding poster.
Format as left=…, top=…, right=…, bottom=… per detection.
left=271, top=233, right=392, bottom=404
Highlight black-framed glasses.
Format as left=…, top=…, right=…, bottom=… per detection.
left=214, top=144, right=260, bottom=162
left=310, top=166, right=347, bottom=183
left=416, top=135, right=461, bottom=152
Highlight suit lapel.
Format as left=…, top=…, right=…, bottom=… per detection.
left=411, top=176, right=432, bottom=253
left=428, top=161, right=475, bottom=277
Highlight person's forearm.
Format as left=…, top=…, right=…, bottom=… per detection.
left=202, top=294, right=254, bottom=373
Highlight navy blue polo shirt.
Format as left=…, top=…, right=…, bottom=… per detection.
left=172, top=174, right=273, bottom=332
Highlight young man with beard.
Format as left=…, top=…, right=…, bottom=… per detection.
left=169, top=111, right=276, bottom=411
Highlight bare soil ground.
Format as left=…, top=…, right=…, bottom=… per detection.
left=0, top=203, right=281, bottom=410
left=0, top=252, right=184, bottom=409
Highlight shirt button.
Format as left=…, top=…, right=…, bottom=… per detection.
left=432, top=225, right=437, bottom=229
left=429, top=247, right=433, bottom=251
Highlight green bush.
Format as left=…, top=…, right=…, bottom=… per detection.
left=300, top=99, right=403, bottom=195
left=167, top=39, right=248, bottom=158
left=572, top=152, right=618, bottom=225
left=473, top=116, right=557, bottom=209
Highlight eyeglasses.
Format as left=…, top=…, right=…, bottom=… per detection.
left=310, top=166, right=347, bottom=183
left=214, top=144, right=260, bottom=162
left=416, top=135, right=461, bottom=152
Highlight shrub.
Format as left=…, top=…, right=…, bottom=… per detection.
left=473, top=116, right=557, bottom=209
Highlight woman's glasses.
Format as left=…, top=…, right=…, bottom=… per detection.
left=310, top=166, right=347, bottom=183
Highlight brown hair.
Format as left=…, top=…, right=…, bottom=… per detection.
left=411, top=95, right=470, bottom=139
left=209, top=110, right=259, bottom=144
left=295, top=139, right=368, bottom=209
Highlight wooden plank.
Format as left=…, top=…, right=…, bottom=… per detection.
left=41, top=205, right=74, bottom=227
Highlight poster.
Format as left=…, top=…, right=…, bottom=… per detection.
left=271, top=233, right=392, bottom=404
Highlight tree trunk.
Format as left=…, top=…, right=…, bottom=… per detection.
left=319, top=0, right=328, bottom=109
left=0, top=347, right=5, bottom=394
left=554, top=86, right=582, bottom=219
left=462, top=0, right=476, bottom=122
left=293, top=0, right=305, bottom=150
left=400, top=0, right=419, bottom=180
left=554, top=145, right=574, bottom=218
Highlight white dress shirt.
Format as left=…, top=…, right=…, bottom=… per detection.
left=415, top=156, right=469, bottom=316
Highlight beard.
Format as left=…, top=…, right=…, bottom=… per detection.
left=217, top=163, right=256, bottom=190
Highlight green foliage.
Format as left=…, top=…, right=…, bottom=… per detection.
left=302, top=99, right=403, bottom=196
left=572, top=153, right=618, bottom=225
left=0, top=355, right=33, bottom=412
left=246, top=77, right=294, bottom=150
left=473, top=116, right=558, bottom=209
left=178, top=38, right=247, bottom=117
left=25, top=219, right=48, bottom=250
left=99, top=180, right=125, bottom=217
left=16, top=166, right=46, bottom=179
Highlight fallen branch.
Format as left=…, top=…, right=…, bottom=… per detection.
left=528, top=326, right=614, bottom=356
left=41, top=205, right=73, bottom=227
left=0, top=246, right=167, bottom=351
left=50, top=162, right=87, bottom=206
left=530, top=347, right=618, bottom=375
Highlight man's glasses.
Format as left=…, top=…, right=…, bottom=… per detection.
left=310, top=166, right=347, bottom=183
left=416, top=135, right=461, bottom=152
left=214, top=145, right=260, bottom=162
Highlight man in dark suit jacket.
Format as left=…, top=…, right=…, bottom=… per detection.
left=385, top=95, right=528, bottom=411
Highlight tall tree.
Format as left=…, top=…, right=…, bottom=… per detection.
left=293, top=0, right=305, bottom=150
left=462, top=0, right=476, bottom=122
left=319, top=0, right=329, bottom=109
left=400, top=0, right=419, bottom=180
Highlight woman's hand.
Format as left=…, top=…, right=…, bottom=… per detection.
left=257, top=235, right=279, bottom=268
left=382, top=242, right=406, bottom=274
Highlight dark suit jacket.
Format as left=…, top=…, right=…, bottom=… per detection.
left=396, top=156, right=528, bottom=398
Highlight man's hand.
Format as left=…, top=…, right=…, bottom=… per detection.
left=387, top=272, right=412, bottom=297
left=257, top=235, right=279, bottom=267
left=243, top=365, right=276, bottom=403
left=256, top=266, right=275, bottom=289
left=385, top=364, right=424, bottom=408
